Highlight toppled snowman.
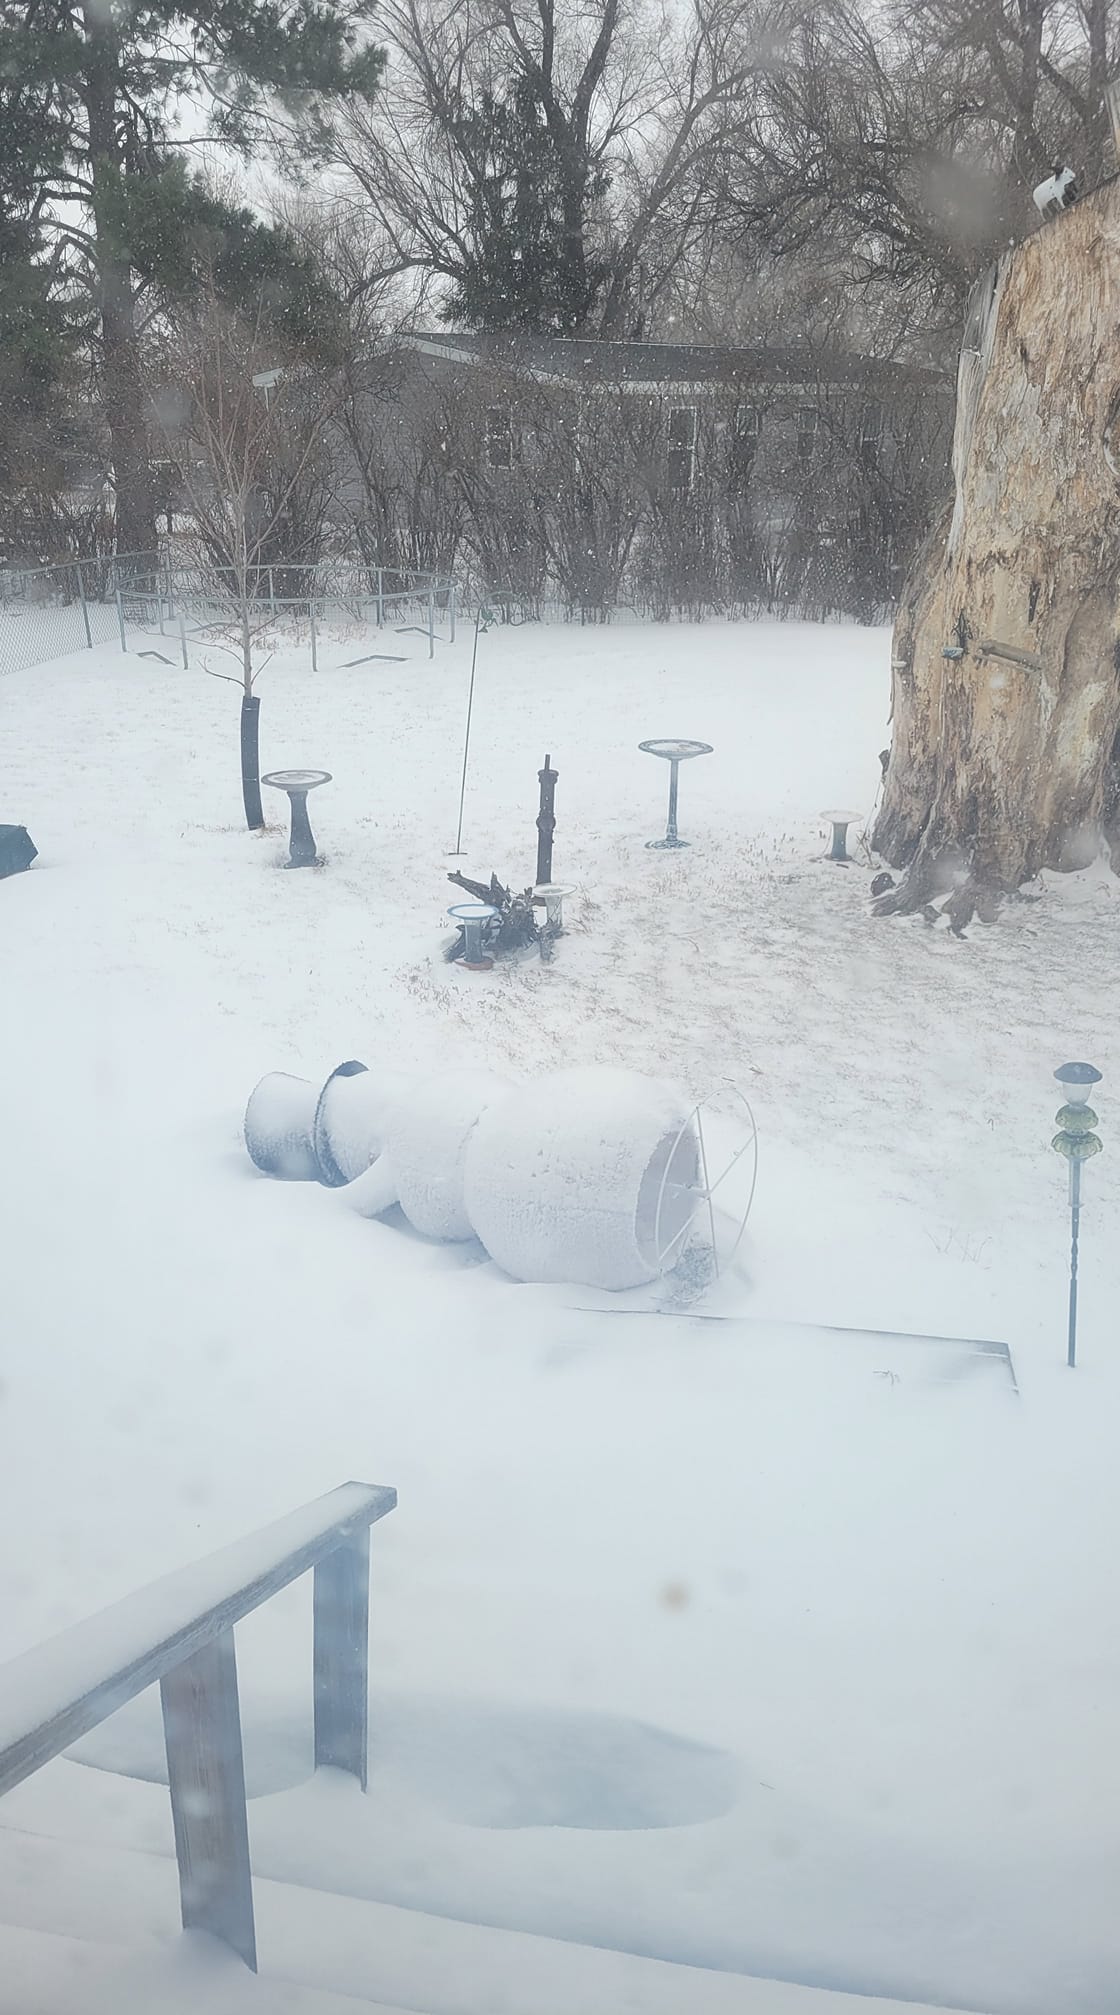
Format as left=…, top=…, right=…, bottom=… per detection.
left=245, top=1060, right=702, bottom=1292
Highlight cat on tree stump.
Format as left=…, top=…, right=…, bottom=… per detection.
left=873, top=176, right=1120, bottom=929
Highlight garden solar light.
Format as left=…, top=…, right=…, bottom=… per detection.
left=1052, top=1061, right=1103, bottom=1368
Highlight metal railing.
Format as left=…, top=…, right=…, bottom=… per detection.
left=0, top=1480, right=396, bottom=1971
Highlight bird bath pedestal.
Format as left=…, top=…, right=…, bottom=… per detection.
left=533, top=884, right=571, bottom=933
left=448, top=901, right=499, bottom=971
left=820, top=809, right=860, bottom=864
left=639, top=740, right=713, bottom=849
left=262, top=769, right=332, bottom=868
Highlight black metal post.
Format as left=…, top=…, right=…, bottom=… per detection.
left=240, top=694, right=264, bottom=831
left=536, top=753, right=558, bottom=886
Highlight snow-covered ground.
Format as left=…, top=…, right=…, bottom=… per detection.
left=1, top=615, right=1118, bottom=2014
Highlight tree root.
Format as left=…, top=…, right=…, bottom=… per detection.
left=874, top=869, right=1003, bottom=934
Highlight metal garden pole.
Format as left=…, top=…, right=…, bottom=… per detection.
left=1051, top=1061, right=1103, bottom=1368
left=310, top=599, right=318, bottom=675
left=179, top=611, right=189, bottom=669
left=449, top=580, right=457, bottom=644
left=115, top=587, right=127, bottom=653
left=376, top=569, right=384, bottom=627
left=76, top=565, right=93, bottom=650
left=450, top=602, right=493, bottom=856
left=428, top=588, right=435, bottom=660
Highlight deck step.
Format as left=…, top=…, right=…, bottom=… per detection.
left=0, top=1819, right=988, bottom=2015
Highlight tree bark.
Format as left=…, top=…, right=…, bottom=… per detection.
left=81, top=0, right=156, bottom=558
left=874, top=179, right=1120, bottom=922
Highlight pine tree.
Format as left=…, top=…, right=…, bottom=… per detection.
left=0, top=68, right=74, bottom=493
left=2, top=0, right=381, bottom=552
left=444, top=77, right=610, bottom=335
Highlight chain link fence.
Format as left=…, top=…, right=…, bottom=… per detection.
left=1, top=553, right=457, bottom=677
left=0, top=553, right=168, bottom=678
left=2, top=539, right=895, bottom=680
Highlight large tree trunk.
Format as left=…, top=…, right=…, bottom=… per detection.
left=82, top=1, right=156, bottom=559
left=875, top=178, right=1120, bottom=924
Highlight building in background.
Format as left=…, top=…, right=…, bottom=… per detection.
left=333, top=332, right=953, bottom=621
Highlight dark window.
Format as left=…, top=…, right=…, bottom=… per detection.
left=735, top=403, right=762, bottom=446
left=668, top=406, right=697, bottom=494
left=485, top=406, right=514, bottom=472
left=797, top=406, right=819, bottom=460
left=730, top=404, right=762, bottom=491
left=858, top=402, right=883, bottom=456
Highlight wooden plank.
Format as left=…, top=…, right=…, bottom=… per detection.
left=553, top=1305, right=1019, bottom=1390
left=0, top=1481, right=396, bottom=1798
left=161, top=1629, right=257, bottom=1970
left=313, top=1528, right=370, bottom=1787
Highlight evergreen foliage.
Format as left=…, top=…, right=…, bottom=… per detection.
left=444, top=76, right=610, bottom=334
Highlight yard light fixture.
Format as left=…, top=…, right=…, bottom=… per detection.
left=1051, top=1061, right=1103, bottom=1368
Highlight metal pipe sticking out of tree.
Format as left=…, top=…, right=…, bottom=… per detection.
left=1051, top=1061, right=1103, bottom=1368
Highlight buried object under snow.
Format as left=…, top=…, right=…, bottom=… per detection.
left=243, top=1061, right=704, bottom=1290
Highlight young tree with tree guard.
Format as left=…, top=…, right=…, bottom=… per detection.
left=155, top=282, right=343, bottom=831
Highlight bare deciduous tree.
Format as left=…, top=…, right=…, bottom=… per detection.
left=726, top=0, right=1120, bottom=341
left=323, top=0, right=786, bottom=335
left=154, top=287, right=341, bottom=829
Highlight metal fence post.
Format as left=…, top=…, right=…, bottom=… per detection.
left=268, top=567, right=276, bottom=614
left=376, top=568, right=384, bottom=627
left=160, top=1630, right=257, bottom=1970
left=449, top=580, right=457, bottom=645
left=76, top=566, right=93, bottom=651
left=115, top=588, right=127, bottom=654
left=179, top=611, right=189, bottom=670
left=428, top=589, right=435, bottom=660
left=313, top=1527, right=370, bottom=1788
left=310, top=598, right=318, bottom=675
